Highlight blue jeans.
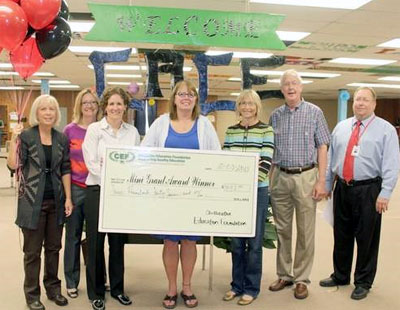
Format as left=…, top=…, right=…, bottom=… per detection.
left=64, top=184, right=86, bottom=289
left=230, top=186, right=268, bottom=298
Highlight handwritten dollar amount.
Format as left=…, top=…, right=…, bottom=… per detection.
left=216, top=163, right=249, bottom=173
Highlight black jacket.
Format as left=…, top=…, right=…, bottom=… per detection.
left=15, top=126, right=71, bottom=229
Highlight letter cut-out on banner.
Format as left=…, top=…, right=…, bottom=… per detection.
left=89, top=49, right=132, bottom=97
left=144, top=50, right=184, bottom=98
left=240, top=55, right=285, bottom=89
left=193, top=53, right=233, bottom=104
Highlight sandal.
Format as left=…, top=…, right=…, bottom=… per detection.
left=223, top=290, right=237, bottom=301
left=237, top=294, right=255, bottom=306
left=180, top=291, right=198, bottom=308
left=67, top=288, right=78, bottom=299
left=162, top=294, right=178, bottom=309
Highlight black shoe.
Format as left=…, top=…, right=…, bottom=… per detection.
left=351, top=286, right=369, bottom=300
left=319, top=276, right=349, bottom=287
left=48, top=294, right=68, bottom=306
left=112, top=294, right=132, bottom=306
left=92, top=299, right=105, bottom=310
left=27, top=301, right=45, bottom=310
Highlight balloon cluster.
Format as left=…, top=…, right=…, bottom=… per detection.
left=0, top=0, right=72, bottom=79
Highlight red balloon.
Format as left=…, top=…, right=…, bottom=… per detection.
left=0, top=0, right=28, bottom=51
left=10, top=37, right=44, bottom=80
left=20, top=0, right=61, bottom=30
left=10, top=0, right=20, bottom=3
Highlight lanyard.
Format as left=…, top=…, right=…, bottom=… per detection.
left=356, top=115, right=375, bottom=145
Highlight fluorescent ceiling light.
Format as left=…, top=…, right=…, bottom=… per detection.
left=49, top=85, right=80, bottom=89
left=250, top=70, right=340, bottom=78
left=378, top=76, right=400, bottom=82
left=0, top=71, right=18, bottom=76
left=69, top=46, right=136, bottom=54
left=206, top=51, right=272, bottom=58
left=33, top=72, right=55, bottom=77
left=329, top=58, right=396, bottom=66
left=32, top=80, right=71, bottom=84
left=378, top=39, right=400, bottom=48
left=0, top=63, right=12, bottom=69
left=107, top=81, right=131, bottom=86
left=347, top=82, right=400, bottom=89
left=276, top=31, right=310, bottom=41
left=0, top=86, right=24, bottom=90
left=88, top=64, right=192, bottom=72
left=106, top=74, right=142, bottom=78
left=228, top=77, right=242, bottom=82
left=107, top=81, right=143, bottom=86
left=69, top=21, right=95, bottom=32
left=249, top=0, right=373, bottom=10
left=230, top=92, right=240, bottom=96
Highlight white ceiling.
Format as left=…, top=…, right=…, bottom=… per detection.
left=3, top=0, right=400, bottom=100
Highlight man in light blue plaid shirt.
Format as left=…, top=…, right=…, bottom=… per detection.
left=268, top=69, right=330, bottom=300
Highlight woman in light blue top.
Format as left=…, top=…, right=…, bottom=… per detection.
left=142, top=80, right=220, bottom=309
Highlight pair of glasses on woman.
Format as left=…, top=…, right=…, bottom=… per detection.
left=176, top=92, right=196, bottom=99
left=82, top=101, right=98, bottom=106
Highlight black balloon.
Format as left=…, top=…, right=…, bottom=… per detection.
left=24, top=26, right=35, bottom=42
left=36, top=17, right=72, bottom=60
left=58, top=0, right=69, bottom=20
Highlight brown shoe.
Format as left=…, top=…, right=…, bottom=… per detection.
left=269, top=279, right=294, bottom=292
left=294, top=283, right=308, bottom=299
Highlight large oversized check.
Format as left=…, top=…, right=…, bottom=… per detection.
left=99, top=147, right=259, bottom=237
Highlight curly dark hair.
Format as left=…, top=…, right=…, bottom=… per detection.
left=101, top=86, right=130, bottom=115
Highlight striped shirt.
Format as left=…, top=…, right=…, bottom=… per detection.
left=269, top=101, right=330, bottom=168
left=223, top=121, right=274, bottom=187
left=63, top=123, right=88, bottom=187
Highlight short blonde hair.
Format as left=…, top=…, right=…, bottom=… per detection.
left=72, top=88, right=101, bottom=123
left=29, top=94, right=61, bottom=127
left=235, top=89, right=262, bottom=118
left=354, top=86, right=377, bottom=101
left=280, top=69, right=303, bottom=86
left=168, top=80, right=200, bottom=121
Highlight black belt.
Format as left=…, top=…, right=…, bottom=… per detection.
left=338, top=176, right=381, bottom=187
left=278, top=164, right=315, bottom=174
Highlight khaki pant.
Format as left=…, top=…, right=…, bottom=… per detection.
left=270, top=167, right=317, bottom=284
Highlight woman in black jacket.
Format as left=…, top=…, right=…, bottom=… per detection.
left=8, top=94, right=73, bottom=310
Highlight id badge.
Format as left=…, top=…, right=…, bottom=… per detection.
left=351, top=145, right=360, bottom=157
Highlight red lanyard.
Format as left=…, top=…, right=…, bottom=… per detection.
left=356, top=115, right=375, bottom=145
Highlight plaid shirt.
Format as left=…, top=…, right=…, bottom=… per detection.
left=269, top=100, right=330, bottom=168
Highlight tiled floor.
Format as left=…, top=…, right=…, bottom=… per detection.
left=1, top=157, right=399, bottom=310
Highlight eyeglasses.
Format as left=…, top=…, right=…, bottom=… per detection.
left=176, top=92, right=196, bottom=99
left=282, top=80, right=300, bottom=87
left=82, top=101, right=98, bottom=106
left=239, top=101, right=255, bottom=106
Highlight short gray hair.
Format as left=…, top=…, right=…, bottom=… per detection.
left=29, top=95, right=61, bottom=127
left=280, top=69, right=303, bottom=86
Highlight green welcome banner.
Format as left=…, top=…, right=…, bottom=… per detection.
left=86, top=3, right=286, bottom=50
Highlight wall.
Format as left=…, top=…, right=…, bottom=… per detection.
left=0, top=90, right=78, bottom=142
left=1, top=90, right=399, bottom=145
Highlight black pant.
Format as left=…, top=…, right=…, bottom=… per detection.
left=331, top=179, right=382, bottom=289
left=22, top=199, right=63, bottom=303
left=85, top=186, right=126, bottom=300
